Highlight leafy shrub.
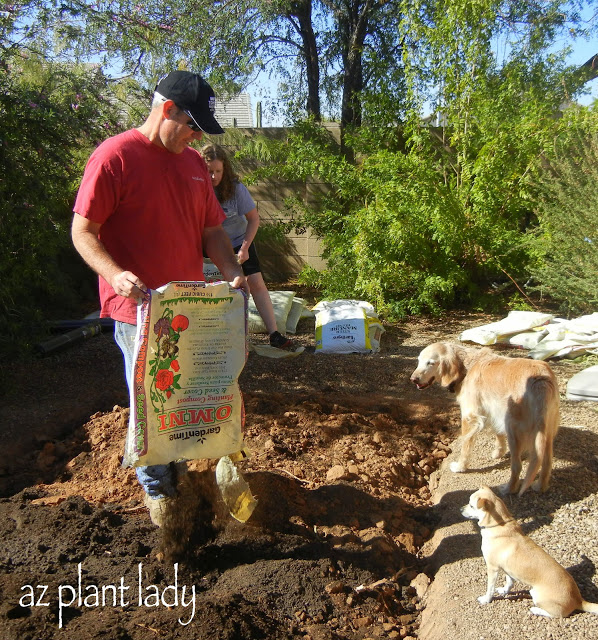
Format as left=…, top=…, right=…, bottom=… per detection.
left=0, top=58, right=124, bottom=356
left=241, top=118, right=550, bottom=319
left=531, top=109, right=598, bottom=314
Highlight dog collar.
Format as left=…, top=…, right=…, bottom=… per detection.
left=479, top=519, right=515, bottom=529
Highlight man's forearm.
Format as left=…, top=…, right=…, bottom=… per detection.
left=71, top=214, right=147, bottom=299
left=72, top=224, right=122, bottom=285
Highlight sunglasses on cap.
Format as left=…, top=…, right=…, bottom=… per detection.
left=181, top=109, right=202, bottom=132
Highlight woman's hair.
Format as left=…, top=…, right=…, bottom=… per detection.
left=201, top=144, right=238, bottom=203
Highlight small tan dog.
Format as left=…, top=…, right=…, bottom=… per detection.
left=462, top=486, right=598, bottom=617
left=410, top=342, right=560, bottom=495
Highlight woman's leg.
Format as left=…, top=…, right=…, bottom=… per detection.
left=237, top=242, right=293, bottom=349
left=247, top=272, right=278, bottom=335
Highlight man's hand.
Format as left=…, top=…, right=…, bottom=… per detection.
left=230, top=275, right=250, bottom=297
left=110, top=271, right=148, bottom=300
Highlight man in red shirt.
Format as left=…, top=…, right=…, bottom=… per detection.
left=72, top=71, right=249, bottom=527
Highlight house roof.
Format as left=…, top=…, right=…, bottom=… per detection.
left=215, top=93, right=253, bottom=128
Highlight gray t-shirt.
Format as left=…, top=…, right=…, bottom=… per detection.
left=220, top=182, right=255, bottom=247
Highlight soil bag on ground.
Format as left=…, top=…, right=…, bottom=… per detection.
left=459, top=310, right=554, bottom=346
left=203, top=260, right=310, bottom=336
left=313, top=299, right=385, bottom=354
left=123, top=281, right=247, bottom=467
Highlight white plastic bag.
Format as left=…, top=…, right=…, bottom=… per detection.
left=123, top=281, right=247, bottom=467
left=459, top=310, right=554, bottom=345
left=313, top=300, right=384, bottom=354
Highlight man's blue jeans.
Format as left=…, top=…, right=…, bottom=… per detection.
left=114, top=321, right=176, bottom=498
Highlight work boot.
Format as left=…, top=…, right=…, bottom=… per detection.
left=143, top=461, right=191, bottom=528
left=143, top=493, right=173, bottom=528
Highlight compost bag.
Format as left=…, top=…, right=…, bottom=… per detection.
left=313, top=299, right=384, bottom=354
left=123, top=281, right=247, bottom=467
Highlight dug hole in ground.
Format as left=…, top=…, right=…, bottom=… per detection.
left=1, top=294, right=598, bottom=640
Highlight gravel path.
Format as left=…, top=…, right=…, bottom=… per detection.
left=418, top=388, right=598, bottom=640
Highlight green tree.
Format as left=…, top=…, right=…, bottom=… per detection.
left=260, top=1, right=407, bottom=135
left=531, top=107, right=598, bottom=313
left=240, top=1, right=597, bottom=316
left=0, top=40, right=124, bottom=354
left=29, top=1, right=407, bottom=131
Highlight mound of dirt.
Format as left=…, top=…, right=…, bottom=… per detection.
left=1, top=300, right=596, bottom=640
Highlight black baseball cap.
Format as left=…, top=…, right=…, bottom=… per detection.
left=155, top=71, right=225, bottom=135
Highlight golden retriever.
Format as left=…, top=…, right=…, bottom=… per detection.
left=462, top=486, right=598, bottom=617
left=410, top=342, right=560, bottom=495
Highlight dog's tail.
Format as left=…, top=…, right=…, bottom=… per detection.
left=518, top=373, right=560, bottom=495
left=580, top=600, right=598, bottom=615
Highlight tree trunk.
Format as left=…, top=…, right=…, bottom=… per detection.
left=336, top=0, right=373, bottom=155
left=289, top=1, right=321, bottom=120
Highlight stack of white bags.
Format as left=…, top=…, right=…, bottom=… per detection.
left=459, top=310, right=598, bottom=361
left=460, top=310, right=598, bottom=402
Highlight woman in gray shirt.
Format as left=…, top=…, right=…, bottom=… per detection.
left=201, top=144, right=294, bottom=350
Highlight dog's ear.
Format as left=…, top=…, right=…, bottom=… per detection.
left=475, top=496, right=488, bottom=511
left=477, top=497, right=497, bottom=527
left=438, top=344, right=466, bottom=388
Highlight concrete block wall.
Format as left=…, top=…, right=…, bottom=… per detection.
left=248, top=179, right=327, bottom=281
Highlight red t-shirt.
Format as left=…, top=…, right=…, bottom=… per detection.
left=74, top=129, right=225, bottom=323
